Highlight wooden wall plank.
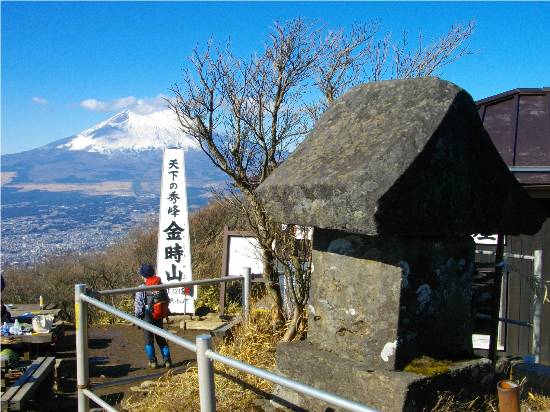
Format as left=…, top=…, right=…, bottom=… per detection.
left=539, top=219, right=550, bottom=364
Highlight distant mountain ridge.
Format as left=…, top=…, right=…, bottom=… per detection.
left=1, top=108, right=225, bottom=199
left=1, top=108, right=227, bottom=265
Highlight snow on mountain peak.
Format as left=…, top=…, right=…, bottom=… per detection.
left=58, top=109, right=197, bottom=153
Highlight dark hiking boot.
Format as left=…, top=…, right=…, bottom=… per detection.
left=164, top=358, right=172, bottom=368
left=148, top=359, right=157, bottom=369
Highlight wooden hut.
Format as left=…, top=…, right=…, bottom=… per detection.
left=474, top=87, right=550, bottom=364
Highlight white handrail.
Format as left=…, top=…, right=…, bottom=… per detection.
left=96, top=275, right=244, bottom=296
left=74, top=272, right=378, bottom=412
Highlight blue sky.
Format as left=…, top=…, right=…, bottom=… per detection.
left=2, top=1, right=549, bottom=155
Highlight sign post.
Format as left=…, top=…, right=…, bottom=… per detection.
left=157, top=148, right=194, bottom=314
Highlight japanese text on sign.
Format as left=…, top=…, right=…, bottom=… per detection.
left=156, top=148, right=195, bottom=314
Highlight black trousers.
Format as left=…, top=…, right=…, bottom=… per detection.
left=143, top=318, right=168, bottom=348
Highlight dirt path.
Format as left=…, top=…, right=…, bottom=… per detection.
left=52, top=322, right=206, bottom=410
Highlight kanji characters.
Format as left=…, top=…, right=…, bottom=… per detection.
left=165, top=243, right=184, bottom=263
left=167, top=191, right=180, bottom=204
left=163, top=221, right=184, bottom=240
left=166, top=264, right=183, bottom=282
left=168, top=205, right=180, bottom=217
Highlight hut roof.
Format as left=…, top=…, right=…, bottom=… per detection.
left=476, top=87, right=550, bottom=186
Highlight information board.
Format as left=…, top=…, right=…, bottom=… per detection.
left=227, top=236, right=263, bottom=277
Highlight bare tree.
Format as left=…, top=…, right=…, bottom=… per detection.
left=272, top=224, right=312, bottom=341
left=170, top=19, right=319, bottom=327
left=313, top=20, right=475, bottom=115
left=170, top=17, right=475, bottom=340
left=391, top=22, right=475, bottom=79
left=313, top=22, right=379, bottom=110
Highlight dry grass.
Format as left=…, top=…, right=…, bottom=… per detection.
left=121, top=307, right=550, bottom=412
left=122, top=309, right=281, bottom=411
left=524, top=391, right=550, bottom=411
left=431, top=391, right=550, bottom=412
left=95, top=297, right=135, bottom=325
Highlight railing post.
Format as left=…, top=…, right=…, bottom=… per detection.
left=532, top=250, right=543, bottom=363
left=75, top=284, right=90, bottom=412
left=488, top=233, right=505, bottom=366
left=241, top=267, right=251, bottom=323
left=196, top=334, right=216, bottom=412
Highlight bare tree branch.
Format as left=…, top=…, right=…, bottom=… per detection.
left=170, top=17, right=476, bottom=340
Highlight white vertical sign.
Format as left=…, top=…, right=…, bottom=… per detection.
left=156, top=148, right=194, bottom=314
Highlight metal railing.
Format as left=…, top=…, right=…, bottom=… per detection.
left=74, top=268, right=377, bottom=412
left=509, top=166, right=550, bottom=173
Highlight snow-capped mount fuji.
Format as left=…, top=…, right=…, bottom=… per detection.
left=1, top=108, right=227, bottom=265
left=1, top=108, right=226, bottom=200
left=57, top=109, right=197, bottom=153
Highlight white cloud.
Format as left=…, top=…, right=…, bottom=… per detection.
left=133, top=95, right=170, bottom=114
left=32, top=96, right=48, bottom=106
left=80, top=99, right=109, bottom=111
left=111, top=96, right=137, bottom=110
left=79, top=94, right=170, bottom=113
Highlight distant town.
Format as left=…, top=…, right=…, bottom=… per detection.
left=1, top=189, right=160, bottom=267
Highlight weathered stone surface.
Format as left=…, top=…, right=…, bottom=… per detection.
left=257, top=77, right=544, bottom=236
left=273, top=341, right=493, bottom=412
left=308, top=229, right=474, bottom=370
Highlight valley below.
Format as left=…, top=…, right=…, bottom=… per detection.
left=1, top=187, right=162, bottom=266
left=0, top=108, right=227, bottom=267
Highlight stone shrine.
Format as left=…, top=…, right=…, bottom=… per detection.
left=256, top=77, right=544, bottom=411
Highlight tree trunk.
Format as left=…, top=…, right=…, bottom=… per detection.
left=241, top=189, right=286, bottom=327
left=282, top=304, right=303, bottom=342
left=262, top=247, right=286, bottom=327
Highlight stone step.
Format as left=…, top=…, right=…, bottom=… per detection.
left=180, top=319, right=227, bottom=331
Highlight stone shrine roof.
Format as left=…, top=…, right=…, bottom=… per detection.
left=257, top=77, right=545, bottom=236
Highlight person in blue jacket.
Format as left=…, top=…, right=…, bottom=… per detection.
left=134, top=264, right=172, bottom=369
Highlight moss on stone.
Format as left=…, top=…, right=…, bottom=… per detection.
left=404, top=356, right=452, bottom=377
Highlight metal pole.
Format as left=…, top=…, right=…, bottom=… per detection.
left=241, top=267, right=251, bottom=323
left=184, top=288, right=188, bottom=316
left=509, top=166, right=550, bottom=173
left=97, top=276, right=244, bottom=296
left=81, top=389, right=118, bottom=412
left=196, top=334, right=216, bottom=412
left=207, top=351, right=378, bottom=412
left=532, top=250, right=543, bottom=363
left=75, top=284, right=90, bottom=412
left=80, top=293, right=196, bottom=352
left=488, top=234, right=505, bottom=366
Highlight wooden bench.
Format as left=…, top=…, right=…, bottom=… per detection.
left=1, top=357, right=55, bottom=411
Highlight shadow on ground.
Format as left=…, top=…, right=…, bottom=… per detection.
left=46, top=324, right=204, bottom=410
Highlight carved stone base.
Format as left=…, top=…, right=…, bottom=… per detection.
left=272, top=341, right=493, bottom=412
left=309, top=230, right=475, bottom=370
